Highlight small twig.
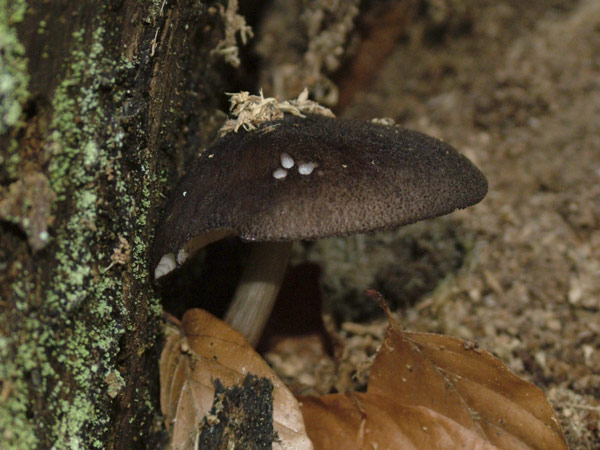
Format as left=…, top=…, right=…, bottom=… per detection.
left=564, top=403, right=600, bottom=411
left=150, top=28, right=160, bottom=57
left=365, top=289, right=402, bottom=333
left=162, top=311, right=182, bottom=328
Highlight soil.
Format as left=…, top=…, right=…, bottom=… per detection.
left=259, top=1, right=600, bottom=448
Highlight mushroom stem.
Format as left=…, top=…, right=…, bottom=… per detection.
left=224, top=241, right=293, bottom=347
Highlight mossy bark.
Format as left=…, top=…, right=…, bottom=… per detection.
left=0, top=1, right=230, bottom=448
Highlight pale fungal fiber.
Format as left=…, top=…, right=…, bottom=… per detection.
left=219, top=88, right=334, bottom=136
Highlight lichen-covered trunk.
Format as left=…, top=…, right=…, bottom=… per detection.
left=0, top=1, right=229, bottom=448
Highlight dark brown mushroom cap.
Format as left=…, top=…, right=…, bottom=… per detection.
left=152, top=114, right=487, bottom=266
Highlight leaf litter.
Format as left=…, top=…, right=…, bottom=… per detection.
left=160, top=309, right=312, bottom=450
left=160, top=298, right=567, bottom=449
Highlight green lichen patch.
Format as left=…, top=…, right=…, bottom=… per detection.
left=0, top=0, right=29, bottom=135
left=1, top=20, right=161, bottom=449
left=0, top=269, right=40, bottom=449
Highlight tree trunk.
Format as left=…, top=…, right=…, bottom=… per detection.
left=0, top=1, right=230, bottom=448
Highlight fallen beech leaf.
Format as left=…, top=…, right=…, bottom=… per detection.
left=300, top=393, right=499, bottom=450
left=298, top=294, right=567, bottom=450
left=160, top=309, right=313, bottom=450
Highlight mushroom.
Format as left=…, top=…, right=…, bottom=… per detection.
left=152, top=114, right=487, bottom=346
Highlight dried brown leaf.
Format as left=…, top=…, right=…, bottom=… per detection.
left=299, top=299, right=567, bottom=450
left=300, top=393, right=499, bottom=450
left=160, top=306, right=566, bottom=450
left=160, top=309, right=313, bottom=450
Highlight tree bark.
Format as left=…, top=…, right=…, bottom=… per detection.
left=0, top=1, right=230, bottom=448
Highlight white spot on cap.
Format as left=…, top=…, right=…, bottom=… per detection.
left=273, top=168, right=288, bottom=179
left=155, top=253, right=176, bottom=279
left=280, top=153, right=294, bottom=169
left=298, top=162, right=316, bottom=175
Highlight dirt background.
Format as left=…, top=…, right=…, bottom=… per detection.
left=254, top=1, right=599, bottom=448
